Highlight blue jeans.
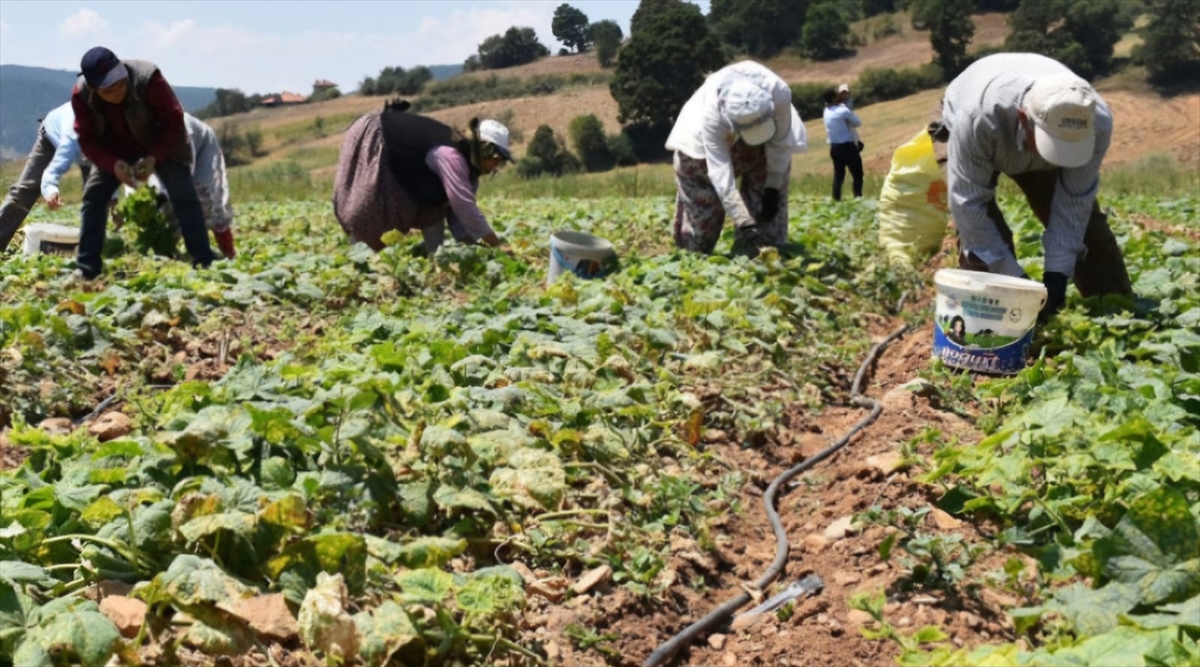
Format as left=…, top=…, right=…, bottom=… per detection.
left=77, top=160, right=215, bottom=278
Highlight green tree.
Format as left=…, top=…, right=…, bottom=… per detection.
left=708, top=0, right=808, bottom=58
left=476, top=27, right=551, bottom=70
left=1006, top=0, right=1134, bottom=79
left=610, top=0, right=726, bottom=130
left=1135, top=0, right=1200, bottom=82
left=518, top=124, right=579, bottom=177
left=799, top=2, right=852, bottom=60
left=568, top=114, right=614, bottom=172
left=591, top=20, right=624, bottom=67
left=925, top=0, right=974, bottom=78
left=552, top=4, right=592, bottom=52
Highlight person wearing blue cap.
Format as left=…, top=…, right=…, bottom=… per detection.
left=70, top=46, right=215, bottom=278
left=0, top=102, right=92, bottom=252
left=665, top=60, right=808, bottom=256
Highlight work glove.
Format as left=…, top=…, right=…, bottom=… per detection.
left=1039, top=272, right=1069, bottom=324
left=856, top=141, right=865, bottom=153
left=759, top=187, right=780, bottom=224
left=213, top=228, right=237, bottom=259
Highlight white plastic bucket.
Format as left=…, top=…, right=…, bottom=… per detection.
left=932, top=268, right=1048, bottom=375
left=548, top=230, right=619, bottom=284
left=22, top=223, right=81, bottom=257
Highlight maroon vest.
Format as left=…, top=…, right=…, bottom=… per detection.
left=76, top=59, right=192, bottom=165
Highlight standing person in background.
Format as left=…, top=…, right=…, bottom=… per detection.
left=0, top=102, right=92, bottom=252
left=931, top=52, right=1132, bottom=322
left=71, top=46, right=215, bottom=279
left=333, top=99, right=513, bottom=255
left=665, top=60, right=807, bottom=257
left=823, top=84, right=864, bottom=200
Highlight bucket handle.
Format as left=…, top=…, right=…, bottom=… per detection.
left=551, top=244, right=618, bottom=280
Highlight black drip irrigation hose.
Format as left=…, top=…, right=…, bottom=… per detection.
left=644, top=323, right=911, bottom=667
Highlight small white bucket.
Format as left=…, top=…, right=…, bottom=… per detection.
left=548, top=230, right=619, bottom=284
left=932, top=268, right=1047, bottom=375
left=22, top=223, right=81, bottom=257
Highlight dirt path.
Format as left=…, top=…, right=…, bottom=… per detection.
left=521, top=285, right=1031, bottom=666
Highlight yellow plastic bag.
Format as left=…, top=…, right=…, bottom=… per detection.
left=877, top=129, right=949, bottom=267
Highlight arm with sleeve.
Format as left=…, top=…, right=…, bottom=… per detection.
left=426, top=147, right=496, bottom=242
left=1042, top=126, right=1109, bottom=277
left=73, top=86, right=120, bottom=174
left=41, top=126, right=83, bottom=200
left=701, top=112, right=755, bottom=229
left=763, top=77, right=796, bottom=189
left=946, top=115, right=1027, bottom=278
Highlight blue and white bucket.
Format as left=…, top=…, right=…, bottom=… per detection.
left=548, top=230, right=619, bottom=284
left=932, top=269, right=1048, bottom=375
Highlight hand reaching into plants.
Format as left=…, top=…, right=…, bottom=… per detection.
left=133, top=156, right=156, bottom=180
left=1039, top=271, right=1068, bottom=323
left=113, top=160, right=138, bottom=188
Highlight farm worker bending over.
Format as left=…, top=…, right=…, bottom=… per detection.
left=112, top=113, right=237, bottom=258
left=665, top=60, right=807, bottom=256
left=333, top=99, right=513, bottom=254
left=71, top=46, right=216, bottom=279
left=932, top=53, right=1132, bottom=321
left=823, top=84, right=864, bottom=201
left=0, top=102, right=93, bottom=253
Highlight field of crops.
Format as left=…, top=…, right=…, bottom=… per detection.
left=0, top=191, right=1196, bottom=667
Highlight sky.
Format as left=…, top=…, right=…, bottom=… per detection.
left=0, top=1, right=710, bottom=95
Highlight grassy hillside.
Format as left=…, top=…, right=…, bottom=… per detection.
left=5, top=10, right=1198, bottom=203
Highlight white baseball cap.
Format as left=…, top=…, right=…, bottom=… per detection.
left=837, top=83, right=850, bottom=94
left=723, top=80, right=776, bottom=146
left=478, top=119, right=513, bottom=161
left=1022, top=73, right=1097, bottom=168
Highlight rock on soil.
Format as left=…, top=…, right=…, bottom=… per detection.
left=232, top=593, right=299, bottom=642
left=88, top=411, right=132, bottom=442
left=823, top=515, right=855, bottom=540
left=573, top=565, right=612, bottom=595
left=99, top=595, right=147, bottom=638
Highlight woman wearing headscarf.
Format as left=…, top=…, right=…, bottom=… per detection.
left=666, top=60, right=807, bottom=256
left=333, top=99, right=513, bottom=254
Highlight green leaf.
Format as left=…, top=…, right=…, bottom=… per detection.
left=488, top=447, right=567, bottom=510
left=354, top=601, right=424, bottom=667
left=0, top=561, right=55, bottom=588
left=179, top=511, right=257, bottom=543
left=395, top=568, right=454, bottom=604
left=433, top=484, right=495, bottom=514
left=146, top=554, right=255, bottom=611
left=364, top=535, right=466, bottom=569
left=267, top=533, right=368, bottom=597
left=12, top=608, right=120, bottom=667
left=1025, top=625, right=1179, bottom=667
left=1094, top=487, right=1200, bottom=605
left=1047, top=582, right=1142, bottom=636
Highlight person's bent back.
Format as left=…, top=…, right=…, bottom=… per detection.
left=71, top=46, right=215, bottom=278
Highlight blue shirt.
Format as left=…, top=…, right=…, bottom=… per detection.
left=39, top=102, right=85, bottom=199
left=822, top=104, right=861, bottom=144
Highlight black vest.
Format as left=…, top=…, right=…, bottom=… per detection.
left=380, top=110, right=471, bottom=206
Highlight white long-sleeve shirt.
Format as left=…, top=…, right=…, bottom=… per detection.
left=942, top=53, right=1112, bottom=278
left=665, top=61, right=807, bottom=228
left=39, top=102, right=86, bottom=200
left=823, top=104, right=861, bottom=144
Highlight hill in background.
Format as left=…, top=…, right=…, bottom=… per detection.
left=0, top=64, right=217, bottom=161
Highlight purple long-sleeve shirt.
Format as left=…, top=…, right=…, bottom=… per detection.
left=424, top=146, right=495, bottom=242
